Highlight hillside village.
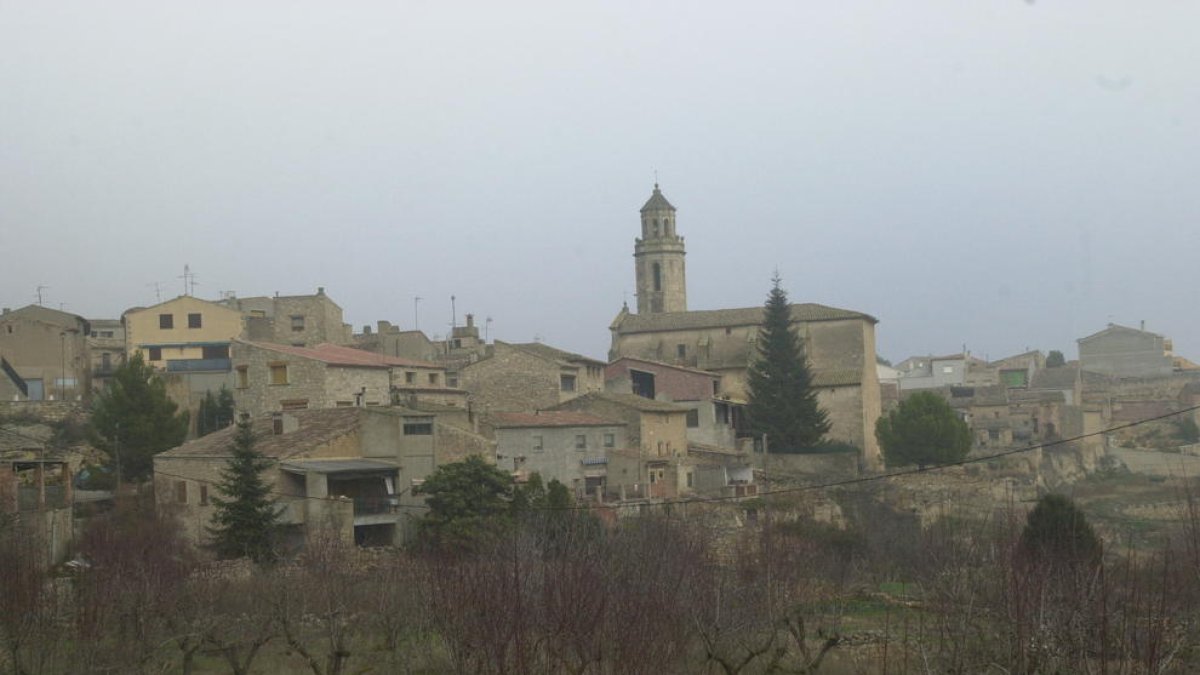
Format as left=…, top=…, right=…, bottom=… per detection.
left=4, top=184, right=1199, bottom=557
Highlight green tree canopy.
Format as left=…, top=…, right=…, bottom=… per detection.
left=1019, top=493, right=1102, bottom=569
left=196, top=385, right=235, bottom=438
left=415, top=455, right=516, bottom=551
left=207, top=417, right=280, bottom=563
left=91, top=352, right=190, bottom=481
left=875, top=391, right=970, bottom=468
left=745, top=276, right=830, bottom=451
left=1046, top=350, right=1066, bottom=368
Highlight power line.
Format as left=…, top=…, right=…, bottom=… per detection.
left=150, top=404, right=1200, bottom=513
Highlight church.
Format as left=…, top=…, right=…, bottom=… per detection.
left=609, top=184, right=883, bottom=466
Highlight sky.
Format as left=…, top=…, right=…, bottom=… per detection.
left=2, top=1, right=1198, bottom=364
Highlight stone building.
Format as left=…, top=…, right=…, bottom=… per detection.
left=459, top=341, right=605, bottom=423
left=1078, top=323, right=1175, bottom=379
left=220, top=287, right=353, bottom=347
left=492, top=411, right=627, bottom=499
left=154, top=406, right=490, bottom=550
left=0, top=305, right=91, bottom=401
left=551, top=391, right=693, bottom=498
left=609, top=185, right=883, bottom=466
left=605, top=356, right=742, bottom=449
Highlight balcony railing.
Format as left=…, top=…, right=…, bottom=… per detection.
left=352, top=496, right=399, bottom=516
left=166, top=358, right=232, bottom=373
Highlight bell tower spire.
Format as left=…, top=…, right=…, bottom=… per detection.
left=634, top=183, right=687, bottom=314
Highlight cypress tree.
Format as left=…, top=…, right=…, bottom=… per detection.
left=745, top=276, right=830, bottom=450
left=208, top=417, right=280, bottom=563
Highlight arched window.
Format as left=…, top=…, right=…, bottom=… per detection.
left=653, top=219, right=660, bottom=237
left=652, top=262, right=662, bottom=291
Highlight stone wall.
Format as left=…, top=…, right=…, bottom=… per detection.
left=460, top=343, right=562, bottom=416
left=0, top=400, right=84, bottom=423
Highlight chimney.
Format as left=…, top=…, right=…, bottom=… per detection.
left=377, top=320, right=391, bottom=334
left=1140, top=319, right=1145, bottom=331
left=466, top=314, right=475, bottom=328
left=317, top=287, right=325, bottom=296
left=362, top=325, right=372, bottom=335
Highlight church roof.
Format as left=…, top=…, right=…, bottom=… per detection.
left=640, top=184, right=675, bottom=213
left=614, top=303, right=875, bottom=335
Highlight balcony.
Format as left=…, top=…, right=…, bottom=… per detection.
left=166, top=358, right=232, bottom=373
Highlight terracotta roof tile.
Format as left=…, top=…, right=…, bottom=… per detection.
left=237, top=340, right=438, bottom=368
left=492, top=411, right=624, bottom=429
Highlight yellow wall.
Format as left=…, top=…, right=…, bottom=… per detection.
left=125, top=296, right=244, bottom=366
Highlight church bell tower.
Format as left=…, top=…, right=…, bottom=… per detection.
left=634, top=184, right=687, bottom=314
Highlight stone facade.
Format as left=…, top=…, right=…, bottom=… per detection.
left=231, top=340, right=392, bottom=417
left=634, top=184, right=687, bottom=314
left=460, top=341, right=605, bottom=425
left=222, top=288, right=352, bottom=347
left=611, top=304, right=882, bottom=465
left=605, top=357, right=740, bottom=449
left=86, top=318, right=125, bottom=391
left=1078, top=323, right=1175, bottom=379
left=0, top=305, right=91, bottom=401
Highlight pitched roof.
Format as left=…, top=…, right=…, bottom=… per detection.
left=1078, top=323, right=1164, bottom=343
left=640, top=184, right=675, bottom=213
left=562, top=391, right=690, bottom=413
left=0, top=305, right=89, bottom=332
left=158, top=407, right=369, bottom=460
left=237, top=340, right=438, bottom=369
left=492, top=411, right=624, bottom=429
left=609, top=356, right=720, bottom=379
left=510, top=342, right=605, bottom=366
left=614, top=303, right=875, bottom=334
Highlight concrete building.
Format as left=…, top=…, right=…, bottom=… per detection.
left=460, top=341, right=605, bottom=423
left=0, top=305, right=91, bottom=401
left=1078, top=323, right=1175, bottom=379
left=220, top=288, right=353, bottom=348
left=493, top=411, right=627, bottom=500
left=609, top=184, right=882, bottom=466
left=896, top=353, right=992, bottom=391
left=154, top=407, right=470, bottom=549
left=606, top=356, right=741, bottom=449
left=124, top=296, right=243, bottom=371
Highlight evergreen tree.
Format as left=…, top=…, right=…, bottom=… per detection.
left=196, top=385, right=236, bottom=437
left=745, top=276, right=830, bottom=450
left=1019, top=493, right=1102, bottom=569
left=1046, top=350, right=1066, bottom=368
left=91, top=352, right=190, bottom=481
left=208, top=417, right=280, bottom=563
left=875, top=391, right=971, bottom=468
left=414, top=455, right=515, bottom=552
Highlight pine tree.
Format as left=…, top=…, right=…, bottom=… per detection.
left=208, top=417, right=280, bottom=563
left=875, top=391, right=971, bottom=469
left=745, top=276, right=830, bottom=451
left=91, top=352, right=190, bottom=481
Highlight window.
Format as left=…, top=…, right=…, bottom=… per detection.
left=201, top=345, right=229, bottom=359
left=447, top=374, right=459, bottom=388
left=147, top=347, right=162, bottom=361
left=159, top=314, right=173, bottom=329
left=725, top=327, right=732, bottom=336
left=677, top=344, right=686, bottom=359
left=404, top=423, right=433, bottom=435
left=187, top=313, right=202, bottom=329
left=101, top=352, right=111, bottom=372
left=335, top=401, right=353, bottom=407
left=575, top=434, right=587, bottom=450
left=686, top=409, right=699, bottom=428
left=533, top=435, right=544, bottom=452
left=236, top=366, right=248, bottom=388
left=175, top=480, right=187, bottom=504
left=428, top=373, right=439, bottom=385
left=199, top=485, right=209, bottom=506
left=452, top=339, right=462, bottom=349
left=5, top=326, right=11, bottom=334
left=560, top=374, right=577, bottom=392
left=652, top=262, right=662, bottom=291
left=280, top=399, right=308, bottom=411
left=290, top=315, right=305, bottom=332
left=405, top=372, right=415, bottom=384
left=715, top=402, right=730, bottom=424
left=942, top=365, right=954, bottom=374
left=269, top=363, right=288, bottom=385
left=603, top=433, right=615, bottom=448
left=686, top=472, right=694, bottom=488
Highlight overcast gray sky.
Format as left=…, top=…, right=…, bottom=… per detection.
left=3, top=1, right=1198, bottom=363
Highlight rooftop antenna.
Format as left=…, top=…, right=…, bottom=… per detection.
left=178, top=264, right=198, bottom=296
left=413, top=296, right=421, bottom=331
left=485, top=316, right=493, bottom=342
left=146, top=282, right=163, bottom=303
left=35, top=285, right=48, bottom=306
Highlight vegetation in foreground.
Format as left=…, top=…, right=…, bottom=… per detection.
left=3, top=475, right=1200, bottom=674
